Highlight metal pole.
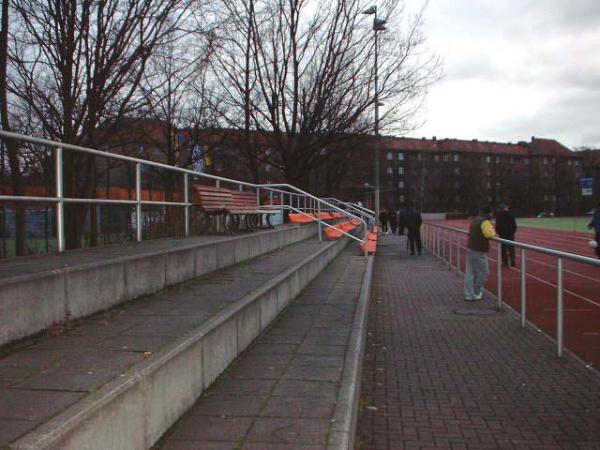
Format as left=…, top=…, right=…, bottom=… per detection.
left=184, top=173, right=189, bottom=237
left=216, top=179, right=220, bottom=188
left=136, top=163, right=142, bottom=242
left=557, top=257, right=563, bottom=357
left=317, top=202, right=322, bottom=242
left=374, top=14, right=380, bottom=228
left=457, top=236, right=461, bottom=272
left=269, top=191, right=273, bottom=206
left=449, top=233, right=453, bottom=269
left=521, top=248, right=527, bottom=328
left=55, top=147, right=64, bottom=252
left=497, top=241, right=502, bottom=309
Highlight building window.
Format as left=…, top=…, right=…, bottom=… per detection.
left=543, top=157, right=548, bottom=165
left=434, top=154, right=439, bottom=162
left=387, top=167, right=393, bottom=174
left=552, top=158, right=556, bottom=163
left=399, top=181, right=405, bottom=189
left=265, top=164, right=271, bottom=173
left=454, top=181, right=460, bottom=189
left=544, top=195, right=549, bottom=201
left=398, top=153, right=404, bottom=161
left=454, top=154, right=460, bottom=162
left=574, top=160, right=580, bottom=166
left=567, top=160, right=572, bottom=166
left=524, top=158, right=530, bottom=165
left=455, top=194, right=461, bottom=202
left=487, top=182, right=491, bottom=189
left=495, top=156, right=500, bottom=163
left=444, top=154, right=450, bottom=162
left=417, top=153, right=422, bottom=161
left=454, top=167, right=460, bottom=175
left=398, top=167, right=404, bottom=175
left=399, top=195, right=405, bottom=202
left=386, top=152, right=393, bottom=160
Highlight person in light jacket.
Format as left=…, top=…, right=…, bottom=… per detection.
left=464, top=205, right=496, bottom=301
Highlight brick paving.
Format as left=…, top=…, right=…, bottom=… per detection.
left=0, top=238, right=325, bottom=445
left=156, top=247, right=367, bottom=450
left=356, top=234, right=600, bottom=450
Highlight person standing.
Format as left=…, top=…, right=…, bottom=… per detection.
left=379, top=208, right=388, bottom=234
left=404, top=205, right=423, bottom=255
left=389, top=208, right=398, bottom=234
left=588, top=201, right=600, bottom=259
left=495, top=203, right=517, bottom=267
left=397, top=207, right=406, bottom=235
left=464, top=205, right=497, bottom=301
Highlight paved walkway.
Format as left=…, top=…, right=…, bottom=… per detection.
left=0, top=238, right=325, bottom=445
left=156, top=247, right=368, bottom=450
left=356, top=234, right=600, bottom=450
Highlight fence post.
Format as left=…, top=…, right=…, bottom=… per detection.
left=497, top=241, right=502, bottom=309
left=135, top=163, right=142, bottom=242
left=317, top=202, right=322, bottom=242
left=55, top=147, right=65, bottom=252
left=184, top=173, right=189, bottom=238
left=557, top=257, right=563, bottom=357
left=269, top=191, right=273, bottom=206
left=449, top=233, right=453, bottom=269
left=521, top=248, right=527, bottom=328
left=456, top=237, right=461, bottom=272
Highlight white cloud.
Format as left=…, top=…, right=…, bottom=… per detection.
left=411, top=0, right=600, bottom=148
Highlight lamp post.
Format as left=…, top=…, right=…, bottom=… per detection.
left=362, top=5, right=386, bottom=228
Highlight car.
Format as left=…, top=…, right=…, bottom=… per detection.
left=536, top=212, right=554, bottom=218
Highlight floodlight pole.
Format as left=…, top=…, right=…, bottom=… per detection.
left=363, top=5, right=386, bottom=229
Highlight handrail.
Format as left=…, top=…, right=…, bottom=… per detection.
left=423, top=220, right=600, bottom=360
left=259, top=183, right=369, bottom=247
left=321, top=197, right=375, bottom=223
left=0, top=130, right=368, bottom=254
left=427, top=222, right=600, bottom=267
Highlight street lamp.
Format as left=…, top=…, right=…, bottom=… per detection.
left=362, top=5, right=386, bottom=229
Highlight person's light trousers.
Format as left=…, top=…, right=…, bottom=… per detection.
left=464, top=249, right=489, bottom=298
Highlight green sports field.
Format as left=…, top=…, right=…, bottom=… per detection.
left=516, top=217, right=594, bottom=234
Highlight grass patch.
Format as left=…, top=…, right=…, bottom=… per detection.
left=516, top=217, right=593, bottom=234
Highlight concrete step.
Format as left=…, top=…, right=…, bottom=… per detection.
left=156, top=247, right=374, bottom=450
left=2, top=234, right=349, bottom=449
left=0, top=224, right=317, bottom=348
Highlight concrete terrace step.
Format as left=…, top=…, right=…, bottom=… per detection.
left=156, top=246, right=373, bottom=450
left=0, top=224, right=317, bottom=347
left=1, top=234, right=348, bottom=449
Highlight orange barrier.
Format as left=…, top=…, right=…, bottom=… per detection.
left=360, top=232, right=379, bottom=254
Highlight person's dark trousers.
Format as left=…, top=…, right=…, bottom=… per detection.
left=500, top=234, right=516, bottom=266
left=389, top=219, right=397, bottom=234
left=596, top=231, right=600, bottom=258
left=398, top=223, right=405, bottom=235
left=408, top=229, right=422, bottom=255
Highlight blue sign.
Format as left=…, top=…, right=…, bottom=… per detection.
left=579, top=177, right=594, bottom=196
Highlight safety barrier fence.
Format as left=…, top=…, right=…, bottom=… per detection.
left=0, top=131, right=371, bottom=256
left=423, top=221, right=600, bottom=358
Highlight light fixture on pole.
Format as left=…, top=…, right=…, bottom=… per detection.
left=362, top=5, right=386, bottom=229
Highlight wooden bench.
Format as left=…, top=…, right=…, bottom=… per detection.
left=191, top=185, right=233, bottom=233
left=228, top=189, right=278, bottom=231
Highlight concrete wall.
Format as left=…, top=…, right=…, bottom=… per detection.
left=13, top=235, right=349, bottom=450
left=0, top=224, right=316, bottom=348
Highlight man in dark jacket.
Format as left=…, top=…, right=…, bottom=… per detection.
left=404, top=205, right=423, bottom=255
left=495, top=203, right=517, bottom=267
left=464, top=205, right=496, bottom=301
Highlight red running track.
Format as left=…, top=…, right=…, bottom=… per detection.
left=431, top=220, right=600, bottom=369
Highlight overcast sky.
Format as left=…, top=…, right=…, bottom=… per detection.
left=408, top=0, right=600, bottom=149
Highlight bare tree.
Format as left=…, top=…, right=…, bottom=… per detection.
left=7, top=0, right=192, bottom=248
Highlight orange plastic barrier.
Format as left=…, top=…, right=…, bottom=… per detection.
left=360, top=232, right=379, bottom=254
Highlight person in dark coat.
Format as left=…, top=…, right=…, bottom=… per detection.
left=495, top=203, right=517, bottom=267
left=588, top=200, right=600, bottom=259
left=389, top=209, right=398, bottom=234
left=379, top=208, right=388, bottom=233
left=404, top=205, right=423, bottom=255
left=397, top=207, right=406, bottom=235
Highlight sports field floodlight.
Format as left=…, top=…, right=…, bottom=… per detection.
left=360, top=4, right=387, bottom=228
left=362, top=6, right=376, bottom=14
left=373, top=18, right=387, bottom=31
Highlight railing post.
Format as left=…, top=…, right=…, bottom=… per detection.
left=216, top=179, right=220, bottom=188
left=184, top=173, right=189, bottom=238
left=317, top=202, right=323, bottom=242
left=456, top=237, right=461, bottom=272
left=497, top=241, right=502, bottom=309
left=239, top=184, right=243, bottom=191
left=557, top=257, right=563, bottom=357
left=521, top=248, right=527, bottom=328
left=270, top=191, right=274, bottom=206
left=55, top=147, right=64, bottom=252
left=136, top=163, right=142, bottom=242
left=449, top=233, right=453, bottom=269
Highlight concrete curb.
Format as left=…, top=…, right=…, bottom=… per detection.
left=328, top=254, right=374, bottom=450
left=0, top=224, right=317, bottom=348
left=11, top=236, right=349, bottom=450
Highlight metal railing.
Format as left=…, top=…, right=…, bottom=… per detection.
left=423, top=221, right=600, bottom=358
left=0, top=130, right=367, bottom=255
left=322, top=197, right=375, bottom=226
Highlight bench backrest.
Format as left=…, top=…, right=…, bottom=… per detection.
left=192, top=185, right=232, bottom=212
left=229, top=190, right=258, bottom=211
